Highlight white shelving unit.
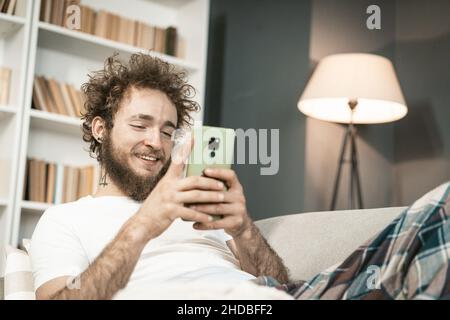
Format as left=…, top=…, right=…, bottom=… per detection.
left=0, top=105, right=18, bottom=116
left=1, top=0, right=210, bottom=271
left=0, top=12, right=26, bottom=35
left=0, top=0, right=33, bottom=276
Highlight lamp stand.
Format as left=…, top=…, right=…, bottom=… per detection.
left=330, top=100, right=364, bottom=210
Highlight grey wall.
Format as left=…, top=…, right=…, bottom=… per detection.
left=393, top=0, right=450, bottom=205
left=205, top=0, right=311, bottom=220
left=305, top=0, right=450, bottom=210
left=206, top=0, right=450, bottom=219
left=304, top=0, right=397, bottom=211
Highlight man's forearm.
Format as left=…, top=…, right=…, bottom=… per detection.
left=234, top=223, right=289, bottom=283
left=50, top=217, right=149, bottom=300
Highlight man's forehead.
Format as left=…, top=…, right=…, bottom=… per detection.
left=118, top=87, right=177, bottom=124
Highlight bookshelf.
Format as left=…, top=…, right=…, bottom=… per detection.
left=0, top=0, right=33, bottom=276
left=38, top=21, right=199, bottom=72
left=0, top=0, right=210, bottom=275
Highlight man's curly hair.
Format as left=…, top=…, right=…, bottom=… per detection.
left=81, top=53, right=200, bottom=162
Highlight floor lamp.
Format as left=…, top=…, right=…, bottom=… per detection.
left=298, top=53, right=408, bottom=210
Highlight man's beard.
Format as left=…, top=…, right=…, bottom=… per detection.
left=101, top=133, right=171, bottom=202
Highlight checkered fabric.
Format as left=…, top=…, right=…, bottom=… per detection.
left=278, top=181, right=450, bottom=300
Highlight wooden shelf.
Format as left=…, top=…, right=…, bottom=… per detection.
left=21, top=201, right=51, bottom=214
left=0, top=13, right=26, bottom=37
left=38, top=22, right=199, bottom=72
left=29, top=109, right=82, bottom=136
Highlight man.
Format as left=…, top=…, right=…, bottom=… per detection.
left=29, top=53, right=289, bottom=300
left=30, top=53, right=450, bottom=301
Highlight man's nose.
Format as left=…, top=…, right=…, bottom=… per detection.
left=143, top=128, right=162, bottom=150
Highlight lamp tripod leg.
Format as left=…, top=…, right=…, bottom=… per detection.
left=349, top=124, right=355, bottom=209
left=351, top=127, right=364, bottom=209
left=330, top=125, right=350, bottom=211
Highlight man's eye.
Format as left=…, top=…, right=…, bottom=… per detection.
left=162, top=131, right=173, bottom=138
left=131, top=125, right=145, bottom=129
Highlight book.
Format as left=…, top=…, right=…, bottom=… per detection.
left=6, top=0, right=16, bottom=15
left=39, top=0, right=48, bottom=22
left=32, top=76, right=49, bottom=112
left=94, top=10, right=108, bottom=38
left=40, top=2, right=184, bottom=55
left=35, top=160, right=47, bottom=202
left=141, top=23, right=155, bottom=50
left=23, top=158, right=30, bottom=201
left=1, top=0, right=10, bottom=14
left=44, top=0, right=53, bottom=23
left=0, top=1, right=6, bottom=13
left=39, top=76, right=58, bottom=114
left=165, top=26, right=178, bottom=56
left=59, top=83, right=76, bottom=117
left=27, top=159, right=36, bottom=202
left=0, top=67, right=12, bottom=105
left=47, top=78, right=68, bottom=116
left=24, top=158, right=96, bottom=204
left=154, top=27, right=166, bottom=53
left=71, top=166, right=79, bottom=202
left=50, top=0, right=61, bottom=26
left=54, top=163, right=64, bottom=204
left=46, top=163, right=56, bottom=203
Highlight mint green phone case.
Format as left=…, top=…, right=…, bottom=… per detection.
left=186, top=126, right=235, bottom=177
left=185, top=126, right=235, bottom=221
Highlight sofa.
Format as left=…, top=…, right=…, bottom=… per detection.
left=0, top=206, right=406, bottom=300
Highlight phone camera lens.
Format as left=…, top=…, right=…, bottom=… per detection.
left=210, top=151, right=215, bottom=158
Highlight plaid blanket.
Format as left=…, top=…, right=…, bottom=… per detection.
left=258, top=181, right=450, bottom=300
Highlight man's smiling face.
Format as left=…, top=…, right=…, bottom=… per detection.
left=101, top=86, right=178, bottom=201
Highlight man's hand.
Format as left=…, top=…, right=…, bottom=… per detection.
left=187, top=167, right=290, bottom=283
left=131, top=141, right=230, bottom=242
left=188, top=168, right=253, bottom=238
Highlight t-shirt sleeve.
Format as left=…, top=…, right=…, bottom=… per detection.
left=214, top=229, right=233, bottom=243
left=29, top=207, right=89, bottom=290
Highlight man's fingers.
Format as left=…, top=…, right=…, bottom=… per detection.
left=202, top=168, right=242, bottom=191
left=178, top=206, right=213, bottom=224
left=167, top=130, right=194, bottom=178
left=192, top=216, right=236, bottom=231
left=175, top=190, right=228, bottom=204
left=177, top=176, right=226, bottom=192
left=188, top=203, right=238, bottom=216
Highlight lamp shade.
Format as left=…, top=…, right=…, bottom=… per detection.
left=298, top=53, right=408, bottom=124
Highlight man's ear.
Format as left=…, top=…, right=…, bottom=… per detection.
left=92, top=116, right=106, bottom=142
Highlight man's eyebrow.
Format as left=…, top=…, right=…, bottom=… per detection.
left=129, top=114, right=176, bottom=129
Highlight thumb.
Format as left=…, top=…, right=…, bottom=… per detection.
left=167, top=129, right=194, bottom=178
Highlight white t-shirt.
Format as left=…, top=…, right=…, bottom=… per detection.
left=29, top=195, right=256, bottom=298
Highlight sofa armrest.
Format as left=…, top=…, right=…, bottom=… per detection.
left=255, top=207, right=406, bottom=281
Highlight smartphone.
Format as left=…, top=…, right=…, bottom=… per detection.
left=185, top=125, right=236, bottom=221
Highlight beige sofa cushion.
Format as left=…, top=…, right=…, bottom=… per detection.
left=255, top=207, right=406, bottom=282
